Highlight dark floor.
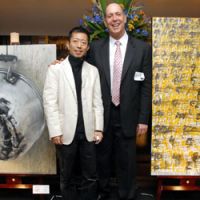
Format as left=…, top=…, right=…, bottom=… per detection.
left=0, top=174, right=199, bottom=200
left=0, top=186, right=199, bottom=200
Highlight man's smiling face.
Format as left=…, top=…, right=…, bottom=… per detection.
left=105, top=3, right=127, bottom=40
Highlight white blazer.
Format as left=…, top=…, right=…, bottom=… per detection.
left=43, top=57, right=103, bottom=145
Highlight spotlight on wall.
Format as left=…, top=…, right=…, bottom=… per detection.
left=10, top=32, right=20, bottom=45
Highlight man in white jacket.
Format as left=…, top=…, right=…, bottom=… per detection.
left=43, top=27, right=103, bottom=200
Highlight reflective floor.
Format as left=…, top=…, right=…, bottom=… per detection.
left=0, top=187, right=199, bottom=200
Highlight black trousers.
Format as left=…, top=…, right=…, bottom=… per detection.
left=56, top=134, right=97, bottom=200
left=96, top=104, right=137, bottom=200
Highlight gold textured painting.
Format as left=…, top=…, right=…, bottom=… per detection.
left=151, top=17, right=200, bottom=175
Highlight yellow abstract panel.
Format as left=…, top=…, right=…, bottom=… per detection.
left=151, top=17, right=200, bottom=175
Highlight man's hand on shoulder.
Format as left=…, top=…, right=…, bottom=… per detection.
left=49, top=58, right=64, bottom=67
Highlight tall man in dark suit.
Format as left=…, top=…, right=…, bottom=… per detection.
left=87, top=3, right=152, bottom=200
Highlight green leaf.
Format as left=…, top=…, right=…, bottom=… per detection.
left=99, top=0, right=107, bottom=15
left=87, top=22, right=99, bottom=30
left=114, top=0, right=124, bottom=4
left=90, top=29, right=108, bottom=41
left=113, top=0, right=134, bottom=10
left=95, top=23, right=106, bottom=30
left=126, top=0, right=135, bottom=15
left=123, top=0, right=134, bottom=10
left=130, top=6, right=143, bottom=12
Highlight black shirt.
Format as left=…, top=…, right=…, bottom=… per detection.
left=68, top=54, right=85, bottom=135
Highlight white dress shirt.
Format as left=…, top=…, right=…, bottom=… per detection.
left=109, top=32, right=128, bottom=90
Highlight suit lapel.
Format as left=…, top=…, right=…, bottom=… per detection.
left=100, top=38, right=111, bottom=89
left=121, top=36, right=136, bottom=82
left=81, top=61, right=87, bottom=89
left=99, top=37, right=136, bottom=87
left=62, top=57, right=77, bottom=102
left=81, top=61, right=88, bottom=105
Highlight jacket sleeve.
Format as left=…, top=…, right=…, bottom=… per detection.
left=86, top=42, right=96, bottom=66
left=139, top=44, right=152, bottom=124
left=43, top=65, right=62, bottom=139
left=93, top=68, right=104, bottom=132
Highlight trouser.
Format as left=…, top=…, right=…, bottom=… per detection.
left=56, top=133, right=97, bottom=200
left=96, top=104, right=137, bottom=200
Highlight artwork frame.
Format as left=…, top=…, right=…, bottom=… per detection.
left=0, top=44, right=57, bottom=174
left=151, top=17, right=200, bottom=176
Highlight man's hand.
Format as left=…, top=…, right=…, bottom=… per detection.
left=51, top=135, right=63, bottom=145
left=136, top=124, right=148, bottom=147
left=49, top=58, right=64, bottom=66
left=136, top=124, right=148, bottom=135
left=94, top=131, right=103, bottom=144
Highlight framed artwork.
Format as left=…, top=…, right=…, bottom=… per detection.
left=0, top=44, right=56, bottom=174
left=151, top=17, right=200, bottom=175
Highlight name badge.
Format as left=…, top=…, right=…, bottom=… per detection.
left=134, top=72, right=145, bottom=81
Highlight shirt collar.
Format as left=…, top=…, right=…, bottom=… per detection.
left=109, top=32, right=128, bottom=47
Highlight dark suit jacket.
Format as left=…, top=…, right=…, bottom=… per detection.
left=87, top=35, right=152, bottom=137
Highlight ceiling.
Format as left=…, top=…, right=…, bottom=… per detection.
left=0, top=0, right=200, bottom=36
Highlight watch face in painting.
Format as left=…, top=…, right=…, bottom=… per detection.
left=0, top=69, right=45, bottom=160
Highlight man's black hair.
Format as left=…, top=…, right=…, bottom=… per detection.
left=68, top=26, right=90, bottom=42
